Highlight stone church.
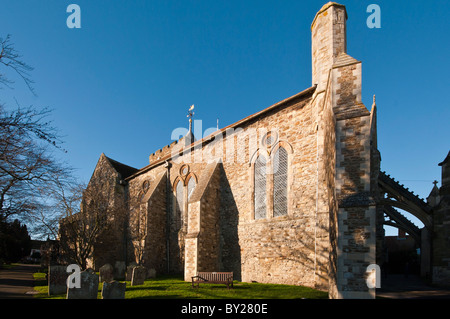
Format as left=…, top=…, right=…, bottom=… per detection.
left=71, top=2, right=380, bottom=299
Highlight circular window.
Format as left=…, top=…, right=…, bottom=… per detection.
left=142, top=180, right=150, bottom=192
left=262, top=131, right=278, bottom=148
left=180, top=164, right=190, bottom=176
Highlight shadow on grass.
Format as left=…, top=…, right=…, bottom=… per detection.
left=31, top=273, right=328, bottom=299
left=126, top=285, right=169, bottom=292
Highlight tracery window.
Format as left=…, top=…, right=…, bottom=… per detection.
left=174, top=179, right=184, bottom=228
left=138, top=179, right=151, bottom=203
left=254, top=155, right=267, bottom=220
left=252, top=142, right=291, bottom=220
left=173, top=169, right=197, bottom=229
left=187, top=176, right=196, bottom=200
left=273, top=147, right=288, bottom=217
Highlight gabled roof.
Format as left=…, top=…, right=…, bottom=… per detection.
left=102, top=154, right=139, bottom=179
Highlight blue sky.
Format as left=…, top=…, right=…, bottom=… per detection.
left=1, top=1, right=449, bottom=235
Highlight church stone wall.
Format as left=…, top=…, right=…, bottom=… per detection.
left=220, top=94, right=324, bottom=287
left=333, top=74, right=375, bottom=299
left=127, top=165, right=170, bottom=270
left=68, top=154, right=129, bottom=271
left=142, top=172, right=167, bottom=273
left=129, top=90, right=325, bottom=288
left=315, top=70, right=338, bottom=292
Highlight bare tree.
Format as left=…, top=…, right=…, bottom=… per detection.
left=0, top=34, right=35, bottom=94
left=58, top=184, right=107, bottom=269
left=0, top=34, right=72, bottom=238
left=0, top=104, right=70, bottom=222
left=24, top=175, right=83, bottom=240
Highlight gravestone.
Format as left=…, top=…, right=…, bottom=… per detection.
left=48, top=265, right=68, bottom=295
left=131, top=266, right=147, bottom=286
left=114, top=261, right=126, bottom=280
left=66, top=268, right=99, bottom=299
left=99, top=263, right=114, bottom=283
left=101, top=281, right=126, bottom=299
left=126, top=262, right=137, bottom=281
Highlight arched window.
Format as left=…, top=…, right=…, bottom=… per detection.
left=273, top=147, right=288, bottom=217
left=142, top=180, right=150, bottom=193
left=173, top=173, right=197, bottom=230
left=187, top=177, right=196, bottom=200
left=254, top=155, right=267, bottom=219
left=175, top=180, right=184, bottom=228
left=139, top=180, right=150, bottom=203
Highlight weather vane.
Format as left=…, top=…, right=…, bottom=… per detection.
left=187, top=104, right=194, bottom=132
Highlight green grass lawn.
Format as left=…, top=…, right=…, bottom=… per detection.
left=32, top=273, right=328, bottom=299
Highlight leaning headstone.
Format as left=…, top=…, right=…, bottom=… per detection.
left=101, top=281, right=126, bottom=299
left=48, top=265, right=68, bottom=295
left=114, top=261, right=126, bottom=280
left=126, top=262, right=137, bottom=281
left=131, top=266, right=147, bottom=286
left=99, top=263, right=114, bottom=283
left=66, top=268, right=99, bottom=299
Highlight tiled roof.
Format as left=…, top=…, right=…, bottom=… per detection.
left=104, top=155, right=139, bottom=179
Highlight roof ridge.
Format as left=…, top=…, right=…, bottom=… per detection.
left=103, top=154, right=139, bottom=179
left=104, top=155, right=137, bottom=170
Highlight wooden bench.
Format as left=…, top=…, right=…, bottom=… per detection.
left=191, top=272, right=234, bottom=289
